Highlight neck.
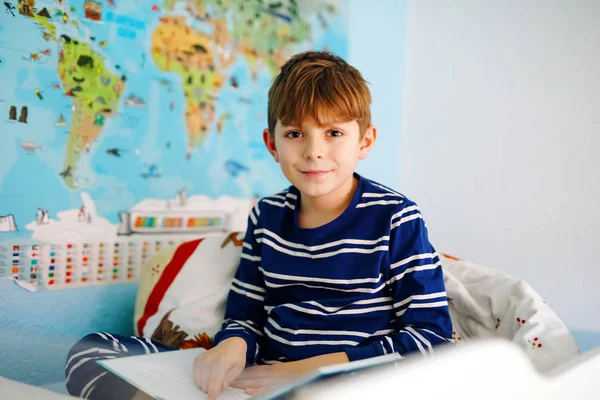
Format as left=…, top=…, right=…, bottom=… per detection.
left=298, top=175, right=359, bottom=228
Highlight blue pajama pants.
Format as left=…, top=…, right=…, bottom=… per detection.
left=65, top=333, right=178, bottom=399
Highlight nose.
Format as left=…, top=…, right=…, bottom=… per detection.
left=303, top=135, right=324, bottom=160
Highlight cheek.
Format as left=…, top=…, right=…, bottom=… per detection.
left=333, top=142, right=360, bottom=159
left=275, top=143, right=297, bottom=162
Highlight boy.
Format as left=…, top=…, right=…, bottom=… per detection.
left=193, top=51, right=453, bottom=399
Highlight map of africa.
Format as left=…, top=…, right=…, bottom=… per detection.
left=0, top=0, right=348, bottom=240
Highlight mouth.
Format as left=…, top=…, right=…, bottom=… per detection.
left=301, top=170, right=331, bottom=178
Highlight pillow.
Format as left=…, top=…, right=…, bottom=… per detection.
left=134, top=232, right=244, bottom=349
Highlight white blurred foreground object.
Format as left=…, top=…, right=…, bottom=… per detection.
left=0, top=377, right=73, bottom=399
left=281, top=339, right=600, bottom=400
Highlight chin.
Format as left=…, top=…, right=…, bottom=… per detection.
left=293, top=177, right=342, bottom=198
left=295, top=184, right=333, bottom=198
left=286, top=169, right=354, bottom=197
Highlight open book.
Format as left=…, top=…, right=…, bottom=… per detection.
left=98, top=348, right=249, bottom=400
left=98, top=347, right=403, bottom=400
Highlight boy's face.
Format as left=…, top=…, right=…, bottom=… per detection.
left=263, top=116, right=376, bottom=199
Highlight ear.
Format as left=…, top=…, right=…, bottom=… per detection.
left=263, top=129, right=280, bottom=163
left=358, top=125, right=377, bottom=159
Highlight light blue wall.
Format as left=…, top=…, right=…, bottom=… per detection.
left=350, top=0, right=406, bottom=190
left=0, top=280, right=136, bottom=385
left=571, top=331, right=600, bottom=354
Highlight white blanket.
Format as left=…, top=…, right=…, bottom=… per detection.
left=441, top=254, right=580, bottom=372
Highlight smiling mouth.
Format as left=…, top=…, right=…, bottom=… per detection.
left=301, top=170, right=330, bottom=177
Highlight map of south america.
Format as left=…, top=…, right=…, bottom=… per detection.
left=21, top=6, right=126, bottom=188
left=56, top=29, right=125, bottom=188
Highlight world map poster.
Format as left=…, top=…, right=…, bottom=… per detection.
left=0, top=0, right=348, bottom=288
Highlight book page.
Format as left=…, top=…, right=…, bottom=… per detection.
left=98, top=348, right=249, bottom=400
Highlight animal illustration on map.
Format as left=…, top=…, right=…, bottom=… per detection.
left=22, top=49, right=50, bottom=64
left=124, top=93, right=146, bottom=108
left=36, top=208, right=49, bottom=225
left=18, top=106, right=28, bottom=122
left=54, top=114, right=67, bottom=126
left=59, top=166, right=72, bottom=178
left=225, top=160, right=249, bottom=178
left=8, top=106, right=17, bottom=121
left=106, top=148, right=128, bottom=157
left=141, top=164, right=161, bottom=179
left=20, top=140, right=42, bottom=153
left=4, top=1, right=16, bottom=16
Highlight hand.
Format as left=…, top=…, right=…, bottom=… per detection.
left=230, top=362, right=308, bottom=396
left=230, top=352, right=349, bottom=396
left=193, top=337, right=247, bottom=400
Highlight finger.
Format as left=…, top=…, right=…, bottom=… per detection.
left=201, top=365, right=211, bottom=394
left=231, top=377, right=276, bottom=389
left=219, top=362, right=240, bottom=391
left=207, top=366, right=228, bottom=400
left=193, top=356, right=210, bottom=392
left=193, top=357, right=203, bottom=389
left=231, top=365, right=277, bottom=389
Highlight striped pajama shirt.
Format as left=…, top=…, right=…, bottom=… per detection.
left=215, top=173, right=454, bottom=365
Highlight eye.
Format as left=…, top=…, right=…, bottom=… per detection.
left=328, top=130, right=343, bottom=137
left=285, top=131, right=303, bottom=139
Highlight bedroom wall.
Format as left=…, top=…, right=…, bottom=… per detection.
left=400, top=0, right=600, bottom=348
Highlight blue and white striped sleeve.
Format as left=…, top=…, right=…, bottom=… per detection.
left=214, top=202, right=267, bottom=366
left=345, top=201, right=453, bottom=361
